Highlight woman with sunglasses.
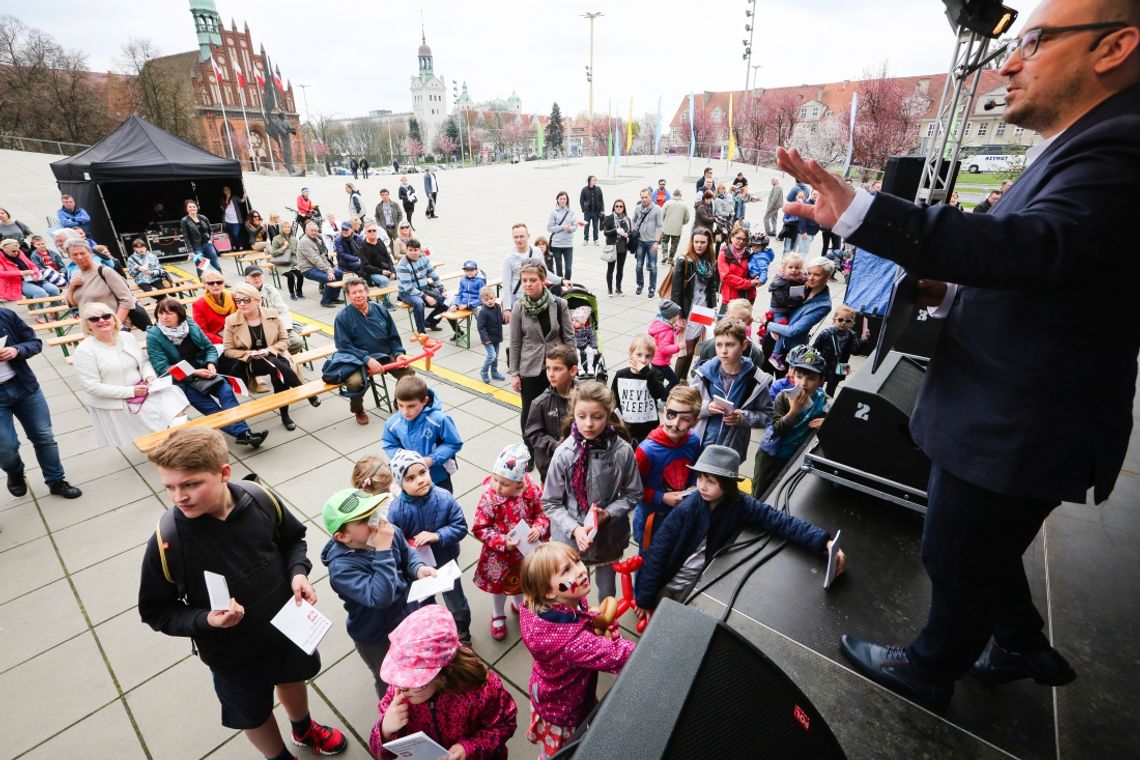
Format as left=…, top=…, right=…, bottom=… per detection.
left=73, top=303, right=189, bottom=448
left=222, top=282, right=318, bottom=430
left=389, top=221, right=415, bottom=263
left=147, top=298, right=268, bottom=448
left=601, top=199, right=632, bottom=295
left=269, top=220, right=302, bottom=300
left=192, top=273, right=236, bottom=346
left=244, top=211, right=268, bottom=252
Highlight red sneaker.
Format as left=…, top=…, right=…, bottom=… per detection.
left=292, top=720, right=348, bottom=756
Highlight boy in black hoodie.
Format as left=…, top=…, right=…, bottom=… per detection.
left=812, top=304, right=871, bottom=396
left=138, top=428, right=348, bottom=760
left=611, top=334, right=667, bottom=444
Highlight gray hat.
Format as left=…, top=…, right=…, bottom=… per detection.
left=243, top=265, right=263, bottom=276
left=658, top=299, right=682, bottom=321
left=688, top=445, right=746, bottom=481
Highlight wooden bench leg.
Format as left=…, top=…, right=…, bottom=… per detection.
left=405, top=307, right=416, bottom=333
left=370, top=372, right=392, bottom=413
left=271, top=268, right=282, bottom=289
left=462, top=314, right=472, bottom=350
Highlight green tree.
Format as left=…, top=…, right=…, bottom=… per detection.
left=445, top=117, right=460, bottom=143
left=547, top=102, right=565, bottom=156
left=408, top=117, right=422, bottom=143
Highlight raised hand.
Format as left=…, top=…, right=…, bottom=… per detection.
left=775, top=148, right=857, bottom=230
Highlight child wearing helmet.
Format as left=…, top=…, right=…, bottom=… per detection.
left=751, top=344, right=829, bottom=497
left=746, top=231, right=774, bottom=285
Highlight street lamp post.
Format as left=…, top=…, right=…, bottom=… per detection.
left=583, top=12, right=603, bottom=157
left=451, top=83, right=468, bottom=165
left=741, top=1, right=757, bottom=164
left=297, top=83, right=313, bottom=168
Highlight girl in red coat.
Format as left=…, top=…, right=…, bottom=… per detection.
left=371, top=606, right=517, bottom=759
left=717, top=226, right=759, bottom=306
left=473, top=443, right=550, bottom=641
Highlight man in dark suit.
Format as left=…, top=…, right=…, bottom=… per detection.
left=778, top=0, right=1140, bottom=708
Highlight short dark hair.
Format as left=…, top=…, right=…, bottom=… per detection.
left=546, top=344, right=579, bottom=368
left=131, top=238, right=147, bottom=249
left=405, top=238, right=421, bottom=249
left=154, top=297, right=187, bottom=322
left=395, top=374, right=429, bottom=402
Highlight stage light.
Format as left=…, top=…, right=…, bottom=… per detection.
left=943, top=0, right=1018, bottom=39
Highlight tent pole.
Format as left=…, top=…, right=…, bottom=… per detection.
left=95, top=183, right=124, bottom=262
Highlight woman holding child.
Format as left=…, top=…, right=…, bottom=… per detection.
left=764, top=256, right=835, bottom=369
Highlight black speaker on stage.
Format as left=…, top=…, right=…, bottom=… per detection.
left=881, top=155, right=960, bottom=204
left=561, top=600, right=846, bottom=759
left=816, top=351, right=931, bottom=493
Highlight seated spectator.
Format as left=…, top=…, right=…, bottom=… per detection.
left=64, top=238, right=150, bottom=329
left=244, top=210, right=269, bottom=251
left=396, top=239, right=454, bottom=336
left=0, top=207, right=33, bottom=248
left=359, top=221, right=397, bottom=302
left=27, top=235, right=68, bottom=286
left=297, top=221, right=343, bottom=308
left=333, top=221, right=365, bottom=275
left=73, top=302, right=189, bottom=448
left=269, top=220, right=302, bottom=300
left=330, top=277, right=412, bottom=425
left=0, top=238, right=60, bottom=302
left=192, top=271, right=235, bottom=345
left=222, top=282, right=319, bottom=431
left=244, top=265, right=303, bottom=355
left=126, top=238, right=173, bottom=294
left=146, top=298, right=268, bottom=448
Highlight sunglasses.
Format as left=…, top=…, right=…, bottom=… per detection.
left=664, top=408, right=694, bottom=421
left=233, top=297, right=254, bottom=305
left=835, top=317, right=855, bottom=324
left=87, top=314, right=114, bottom=323
left=204, top=280, right=224, bottom=286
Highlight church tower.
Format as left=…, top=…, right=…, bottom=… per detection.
left=409, top=24, right=448, bottom=153
left=189, top=0, right=222, bottom=61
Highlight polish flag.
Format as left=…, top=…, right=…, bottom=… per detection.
left=166, top=360, right=196, bottom=381
left=273, top=74, right=283, bottom=91
left=234, top=67, right=245, bottom=88
left=255, top=72, right=265, bottom=89
left=209, top=56, right=223, bottom=81
left=223, top=375, right=250, bottom=397
left=688, top=304, right=717, bottom=327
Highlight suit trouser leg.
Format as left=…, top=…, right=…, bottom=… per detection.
left=906, top=464, right=1059, bottom=683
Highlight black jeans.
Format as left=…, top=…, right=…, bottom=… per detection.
left=518, top=373, right=551, bottom=438
left=820, top=229, right=841, bottom=255
left=906, top=464, right=1059, bottom=684
left=283, top=269, right=303, bottom=297
left=606, top=248, right=628, bottom=293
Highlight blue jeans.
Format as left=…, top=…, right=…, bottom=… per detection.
left=481, top=343, right=500, bottom=377
left=225, top=222, right=243, bottom=249
left=21, top=280, right=61, bottom=299
left=549, top=246, right=573, bottom=279
left=0, top=382, right=65, bottom=483
left=634, top=240, right=657, bottom=293
left=194, top=243, right=221, bottom=271
left=796, top=233, right=815, bottom=255
left=180, top=381, right=251, bottom=438
left=399, top=292, right=447, bottom=332
left=303, top=268, right=343, bottom=304
left=582, top=211, right=601, bottom=242
left=368, top=273, right=391, bottom=289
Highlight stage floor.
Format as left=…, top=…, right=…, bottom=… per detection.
left=695, top=416, right=1140, bottom=759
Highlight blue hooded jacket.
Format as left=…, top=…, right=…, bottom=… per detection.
left=387, top=485, right=468, bottom=567
left=320, top=527, right=425, bottom=645
left=381, top=389, right=463, bottom=484
left=455, top=270, right=486, bottom=310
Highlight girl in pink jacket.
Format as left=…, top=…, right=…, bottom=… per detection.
left=647, top=299, right=684, bottom=390
left=519, top=543, right=636, bottom=759
left=370, top=606, right=517, bottom=760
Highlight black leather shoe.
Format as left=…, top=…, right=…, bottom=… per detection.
left=281, top=411, right=297, bottom=431
left=840, top=635, right=954, bottom=708
left=971, top=640, right=1077, bottom=686
left=7, top=472, right=27, bottom=497
left=308, top=396, right=321, bottom=407
left=235, top=430, right=269, bottom=449
left=47, top=479, right=82, bottom=499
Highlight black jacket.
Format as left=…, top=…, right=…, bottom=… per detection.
left=812, top=326, right=870, bottom=376
left=359, top=239, right=394, bottom=279
left=524, top=385, right=571, bottom=480
left=477, top=303, right=503, bottom=345
left=0, top=307, right=43, bottom=393
left=602, top=213, right=631, bottom=253
left=580, top=185, right=604, bottom=213
left=180, top=215, right=212, bottom=248
left=671, top=257, right=718, bottom=317
left=137, top=483, right=311, bottom=672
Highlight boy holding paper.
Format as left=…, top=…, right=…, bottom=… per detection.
left=138, top=428, right=348, bottom=759
left=387, top=449, right=473, bottom=644
left=320, top=488, right=437, bottom=697
left=472, top=443, right=550, bottom=641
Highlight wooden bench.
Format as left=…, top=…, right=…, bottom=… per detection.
left=221, top=249, right=256, bottom=274
left=16, top=293, right=68, bottom=307
left=292, top=343, right=335, bottom=370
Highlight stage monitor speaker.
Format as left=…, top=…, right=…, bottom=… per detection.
left=816, top=351, right=931, bottom=492
left=563, top=600, right=846, bottom=760
left=881, top=155, right=960, bottom=204
left=892, top=303, right=943, bottom=361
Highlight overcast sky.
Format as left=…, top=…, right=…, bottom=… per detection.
left=16, top=0, right=1040, bottom=121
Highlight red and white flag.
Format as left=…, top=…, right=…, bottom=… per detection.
left=166, top=360, right=196, bottom=381
left=688, top=304, right=717, bottom=327
left=255, top=72, right=265, bottom=89
left=209, top=56, right=224, bottom=81
left=223, top=375, right=250, bottom=397
left=273, top=74, right=283, bottom=91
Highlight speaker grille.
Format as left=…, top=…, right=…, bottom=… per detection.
left=663, top=626, right=844, bottom=759
left=876, top=357, right=924, bottom=415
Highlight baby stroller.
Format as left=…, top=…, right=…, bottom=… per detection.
left=562, top=285, right=607, bottom=384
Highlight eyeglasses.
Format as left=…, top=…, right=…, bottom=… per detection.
left=233, top=297, right=254, bottom=305
left=664, top=408, right=694, bottom=421
left=1004, top=22, right=1129, bottom=63
left=204, top=280, right=224, bottom=286
left=397, top=684, right=431, bottom=695
left=86, top=314, right=114, bottom=323
left=835, top=317, right=855, bottom=324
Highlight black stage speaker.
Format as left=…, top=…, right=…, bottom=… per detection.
left=881, top=155, right=960, bottom=204
left=816, top=351, right=932, bottom=492
left=564, top=600, right=846, bottom=759
left=892, top=303, right=943, bottom=361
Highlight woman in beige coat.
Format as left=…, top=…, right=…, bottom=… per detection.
left=222, top=282, right=318, bottom=430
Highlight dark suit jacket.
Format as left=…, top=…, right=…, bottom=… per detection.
left=847, top=83, right=1140, bottom=504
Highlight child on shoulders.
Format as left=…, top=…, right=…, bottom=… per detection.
left=473, top=443, right=550, bottom=641
left=524, top=345, right=578, bottom=481
left=382, top=375, right=463, bottom=492
left=519, top=543, right=637, bottom=759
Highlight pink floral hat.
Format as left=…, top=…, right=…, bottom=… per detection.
left=380, top=605, right=459, bottom=688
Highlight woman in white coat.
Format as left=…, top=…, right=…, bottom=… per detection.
left=72, top=302, right=188, bottom=447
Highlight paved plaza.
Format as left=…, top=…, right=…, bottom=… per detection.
left=0, top=151, right=835, bottom=759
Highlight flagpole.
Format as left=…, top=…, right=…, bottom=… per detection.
left=213, top=76, right=236, bottom=160
left=232, top=55, right=255, bottom=171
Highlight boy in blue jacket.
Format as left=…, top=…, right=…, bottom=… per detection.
left=387, top=449, right=472, bottom=644
left=320, top=488, right=436, bottom=697
left=381, top=375, right=463, bottom=492
left=454, top=259, right=487, bottom=310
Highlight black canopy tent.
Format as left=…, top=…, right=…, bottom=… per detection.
left=51, top=115, right=247, bottom=261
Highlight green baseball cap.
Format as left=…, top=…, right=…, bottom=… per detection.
left=322, top=488, right=391, bottom=534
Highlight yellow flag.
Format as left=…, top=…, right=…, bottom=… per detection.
left=626, top=97, right=634, bottom=152
left=727, top=93, right=736, bottom=161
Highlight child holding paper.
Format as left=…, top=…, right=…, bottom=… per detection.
left=542, top=381, right=642, bottom=603
left=320, top=488, right=436, bottom=698
left=387, top=449, right=473, bottom=644
left=472, top=443, right=550, bottom=641
left=752, top=344, right=829, bottom=498
left=519, top=543, right=637, bottom=759
left=371, top=605, right=517, bottom=760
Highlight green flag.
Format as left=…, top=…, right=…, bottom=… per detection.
left=536, top=119, right=545, bottom=158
